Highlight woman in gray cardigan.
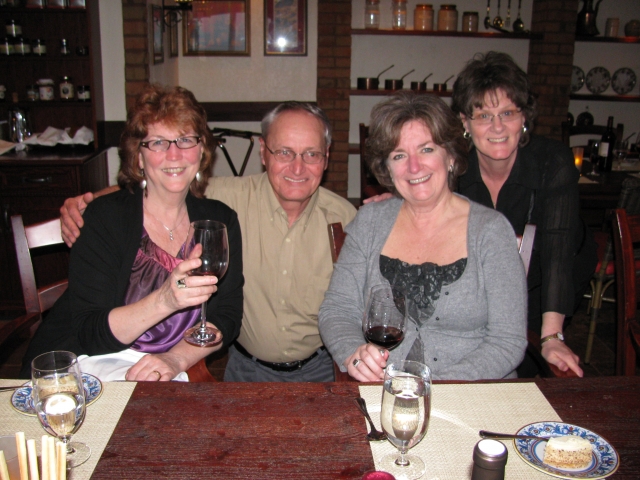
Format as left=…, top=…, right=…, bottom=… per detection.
left=318, top=92, right=527, bottom=381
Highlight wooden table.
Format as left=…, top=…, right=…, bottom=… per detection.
left=90, top=377, right=640, bottom=479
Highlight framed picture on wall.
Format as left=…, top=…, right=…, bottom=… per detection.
left=151, top=5, right=164, bottom=64
left=264, top=0, right=307, bottom=56
left=183, top=0, right=250, bottom=56
left=168, top=12, right=179, bottom=57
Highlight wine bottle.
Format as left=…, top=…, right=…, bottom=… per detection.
left=597, top=116, right=615, bottom=172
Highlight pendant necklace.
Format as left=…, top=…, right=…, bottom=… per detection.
left=143, top=203, right=188, bottom=241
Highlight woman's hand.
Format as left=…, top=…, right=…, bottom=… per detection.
left=156, top=244, right=218, bottom=313
left=541, top=340, right=584, bottom=377
left=362, top=192, right=394, bottom=204
left=125, top=351, right=186, bottom=381
left=345, top=344, right=389, bottom=382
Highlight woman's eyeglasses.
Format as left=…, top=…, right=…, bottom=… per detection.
left=140, top=136, right=201, bottom=152
left=469, top=109, right=522, bottom=125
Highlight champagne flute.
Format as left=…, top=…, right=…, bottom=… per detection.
left=183, top=220, right=228, bottom=347
left=379, top=361, right=431, bottom=480
left=31, top=351, right=91, bottom=468
left=363, top=284, right=406, bottom=351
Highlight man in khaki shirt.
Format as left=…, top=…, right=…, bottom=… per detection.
left=60, top=102, right=356, bottom=382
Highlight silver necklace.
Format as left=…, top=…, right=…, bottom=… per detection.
left=143, top=203, right=187, bottom=241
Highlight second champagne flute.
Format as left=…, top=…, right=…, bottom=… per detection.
left=183, top=220, right=228, bottom=347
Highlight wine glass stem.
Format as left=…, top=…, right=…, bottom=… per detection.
left=396, top=448, right=410, bottom=466
left=198, top=301, right=208, bottom=334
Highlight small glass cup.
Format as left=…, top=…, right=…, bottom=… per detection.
left=572, top=146, right=584, bottom=174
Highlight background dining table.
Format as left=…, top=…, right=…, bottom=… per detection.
left=83, top=377, right=640, bottom=479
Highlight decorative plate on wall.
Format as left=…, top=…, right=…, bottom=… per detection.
left=611, top=68, right=637, bottom=95
left=585, top=67, right=611, bottom=94
left=571, top=66, right=585, bottom=93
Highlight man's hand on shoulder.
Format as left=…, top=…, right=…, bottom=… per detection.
left=60, top=192, right=94, bottom=247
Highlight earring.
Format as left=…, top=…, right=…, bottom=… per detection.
left=140, top=168, right=147, bottom=190
left=463, top=131, right=471, bottom=140
left=448, top=164, right=454, bottom=173
left=195, top=171, right=202, bottom=182
left=522, top=125, right=528, bottom=134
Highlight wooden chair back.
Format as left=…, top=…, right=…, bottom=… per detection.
left=3, top=215, right=215, bottom=382
left=611, top=209, right=640, bottom=376
left=561, top=121, right=624, bottom=147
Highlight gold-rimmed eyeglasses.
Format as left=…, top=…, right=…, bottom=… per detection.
left=140, top=136, right=201, bottom=152
left=469, top=109, right=522, bottom=125
left=264, top=144, right=327, bottom=164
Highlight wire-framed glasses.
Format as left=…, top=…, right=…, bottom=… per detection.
left=264, top=144, right=327, bottom=164
left=140, top=136, right=201, bottom=152
left=469, top=109, right=522, bottom=125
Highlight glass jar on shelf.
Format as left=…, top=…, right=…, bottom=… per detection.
left=392, top=0, right=407, bottom=30
left=414, top=4, right=434, bottom=31
left=32, top=38, right=46, bottom=56
left=77, top=85, right=90, bottom=101
left=37, top=78, right=54, bottom=101
left=437, top=4, right=458, bottom=32
left=26, top=84, right=39, bottom=101
left=0, top=37, right=14, bottom=55
left=15, top=37, right=30, bottom=55
left=6, top=19, right=22, bottom=37
left=462, top=11, right=479, bottom=33
left=364, top=0, right=380, bottom=30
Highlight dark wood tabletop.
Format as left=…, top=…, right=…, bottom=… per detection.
left=90, top=377, right=640, bottom=479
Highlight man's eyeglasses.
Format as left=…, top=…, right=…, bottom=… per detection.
left=469, top=109, right=522, bottom=125
left=140, top=136, right=201, bottom=152
left=264, top=144, right=327, bottom=165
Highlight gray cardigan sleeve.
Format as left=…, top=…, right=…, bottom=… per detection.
left=318, top=198, right=527, bottom=380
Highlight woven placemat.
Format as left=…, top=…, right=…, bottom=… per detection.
left=360, top=382, right=562, bottom=479
left=0, top=379, right=136, bottom=480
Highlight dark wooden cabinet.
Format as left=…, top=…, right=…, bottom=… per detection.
left=0, top=148, right=108, bottom=314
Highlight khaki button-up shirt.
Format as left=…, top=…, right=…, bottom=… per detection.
left=205, top=173, right=356, bottom=363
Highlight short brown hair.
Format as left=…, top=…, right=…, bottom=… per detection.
left=451, top=51, right=536, bottom=145
left=117, top=84, right=214, bottom=197
left=366, top=92, right=468, bottom=195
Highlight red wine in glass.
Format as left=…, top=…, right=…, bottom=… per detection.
left=183, top=220, right=228, bottom=347
left=363, top=284, right=407, bottom=351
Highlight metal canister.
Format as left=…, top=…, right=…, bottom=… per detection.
left=437, top=4, right=458, bottom=31
left=462, top=11, right=479, bottom=32
left=77, top=85, right=90, bottom=101
left=414, top=4, right=434, bottom=31
left=471, top=439, right=507, bottom=480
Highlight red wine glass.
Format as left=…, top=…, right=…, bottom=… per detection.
left=363, top=284, right=406, bottom=351
left=183, top=220, right=228, bottom=347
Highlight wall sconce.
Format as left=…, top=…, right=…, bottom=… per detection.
left=162, top=0, right=193, bottom=28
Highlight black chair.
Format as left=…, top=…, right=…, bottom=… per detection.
left=561, top=121, right=624, bottom=147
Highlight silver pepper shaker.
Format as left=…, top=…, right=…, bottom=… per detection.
left=471, top=439, right=508, bottom=480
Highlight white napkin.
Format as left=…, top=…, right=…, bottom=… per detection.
left=72, top=126, right=94, bottom=145
left=22, top=126, right=94, bottom=147
left=78, top=349, right=189, bottom=382
left=0, top=139, right=17, bottom=155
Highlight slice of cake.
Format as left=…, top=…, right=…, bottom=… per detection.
left=543, top=435, right=592, bottom=469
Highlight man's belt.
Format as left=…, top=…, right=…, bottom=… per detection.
left=234, top=342, right=324, bottom=372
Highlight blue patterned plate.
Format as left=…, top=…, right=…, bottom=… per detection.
left=514, top=421, right=619, bottom=479
left=10, top=373, right=103, bottom=417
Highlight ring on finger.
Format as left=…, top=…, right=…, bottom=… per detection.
left=352, top=358, right=362, bottom=368
left=176, top=279, right=187, bottom=289
left=153, top=370, right=161, bottom=379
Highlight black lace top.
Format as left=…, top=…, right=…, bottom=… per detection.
left=380, top=255, right=467, bottom=325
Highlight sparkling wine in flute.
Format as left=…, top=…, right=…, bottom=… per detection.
left=183, top=220, right=228, bottom=347
left=36, top=392, right=85, bottom=438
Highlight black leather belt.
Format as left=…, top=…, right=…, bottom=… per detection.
left=234, top=342, right=324, bottom=372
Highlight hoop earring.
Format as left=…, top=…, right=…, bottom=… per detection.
left=463, top=131, right=471, bottom=140
left=195, top=171, right=202, bottom=182
left=140, top=169, right=147, bottom=190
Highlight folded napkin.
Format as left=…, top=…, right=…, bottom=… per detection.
left=78, top=349, right=189, bottom=382
left=18, top=126, right=95, bottom=150
left=0, top=139, right=17, bottom=155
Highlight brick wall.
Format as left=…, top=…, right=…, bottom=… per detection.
left=316, top=0, right=351, bottom=198
left=121, top=0, right=150, bottom=111
left=527, top=0, right=579, bottom=140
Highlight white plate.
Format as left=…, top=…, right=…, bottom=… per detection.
left=10, top=373, right=103, bottom=416
left=513, top=421, right=619, bottom=479
left=571, top=66, right=585, bottom=93
left=611, top=68, right=637, bottom=95
left=585, top=67, right=611, bottom=94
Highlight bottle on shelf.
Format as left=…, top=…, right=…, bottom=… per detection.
left=597, top=116, right=615, bottom=173
left=364, top=0, right=380, bottom=30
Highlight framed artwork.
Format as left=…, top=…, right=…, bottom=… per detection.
left=264, top=0, right=307, bottom=56
left=168, top=12, right=179, bottom=57
left=151, top=5, right=164, bottom=64
left=183, top=0, right=249, bottom=56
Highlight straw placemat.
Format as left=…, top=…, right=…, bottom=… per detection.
left=0, top=379, right=136, bottom=480
left=359, top=382, right=562, bottom=479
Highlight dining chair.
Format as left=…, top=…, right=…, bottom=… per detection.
left=359, top=123, right=388, bottom=205
left=610, top=209, right=640, bottom=376
left=3, top=215, right=215, bottom=382
left=211, top=127, right=260, bottom=177
left=561, top=121, right=624, bottom=147
left=584, top=176, right=640, bottom=364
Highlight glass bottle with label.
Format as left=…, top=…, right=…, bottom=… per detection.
left=597, top=116, right=615, bottom=172
left=60, top=76, right=74, bottom=100
left=6, top=19, right=22, bottom=37
left=77, top=85, right=90, bottom=102
left=32, top=38, right=46, bottom=56
left=364, top=0, right=380, bottom=29
left=60, top=38, right=70, bottom=55
left=392, top=0, right=407, bottom=30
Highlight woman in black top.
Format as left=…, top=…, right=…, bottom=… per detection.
left=451, top=52, right=596, bottom=377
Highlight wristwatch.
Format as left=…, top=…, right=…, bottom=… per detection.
left=540, top=332, right=565, bottom=345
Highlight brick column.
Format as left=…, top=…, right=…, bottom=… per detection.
left=122, top=0, right=150, bottom=110
left=527, top=0, right=579, bottom=140
left=317, top=0, right=351, bottom=198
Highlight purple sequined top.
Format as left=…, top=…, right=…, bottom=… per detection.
left=124, top=229, right=199, bottom=353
